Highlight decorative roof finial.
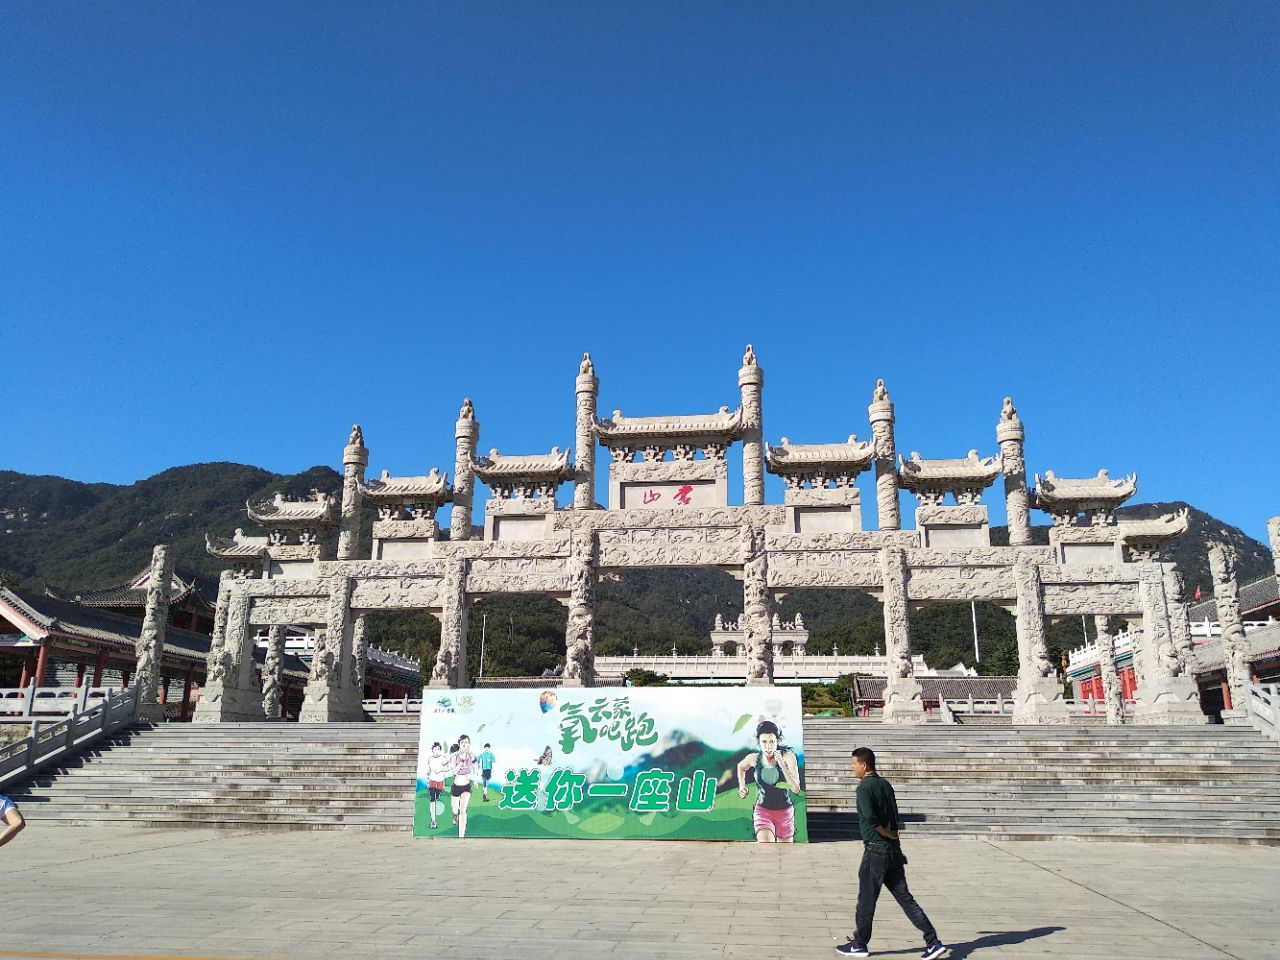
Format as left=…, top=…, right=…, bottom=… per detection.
left=873, top=379, right=890, bottom=402
left=347, top=424, right=364, bottom=446
left=580, top=352, right=594, bottom=376
left=1001, top=396, right=1019, bottom=422
left=743, top=343, right=757, bottom=366
left=459, top=397, right=475, bottom=420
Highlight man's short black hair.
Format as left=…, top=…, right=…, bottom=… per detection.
left=483, top=742, right=491, bottom=748
left=851, top=747, right=877, bottom=770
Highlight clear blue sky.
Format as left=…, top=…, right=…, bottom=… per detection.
left=3, top=3, right=1277, bottom=540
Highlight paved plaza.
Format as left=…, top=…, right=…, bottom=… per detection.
left=3, top=825, right=1278, bottom=960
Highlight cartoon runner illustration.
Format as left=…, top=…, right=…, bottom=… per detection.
left=479, top=742, right=496, bottom=802
left=425, top=741, right=450, bottom=829
left=735, top=720, right=802, bottom=843
left=451, top=734, right=478, bottom=837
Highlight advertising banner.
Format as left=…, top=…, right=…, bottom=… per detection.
left=413, top=686, right=807, bottom=842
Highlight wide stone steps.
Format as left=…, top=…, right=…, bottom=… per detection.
left=10, top=720, right=1280, bottom=843
left=802, top=723, right=1280, bottom=844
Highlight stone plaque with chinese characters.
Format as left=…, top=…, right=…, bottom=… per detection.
left=619, top=480, right=721, bottom=510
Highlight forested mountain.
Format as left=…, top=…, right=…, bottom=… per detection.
left=1, top=465, right=1273, bottom=681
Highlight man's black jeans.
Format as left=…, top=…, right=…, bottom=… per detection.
left=855, top=839, right=937, bottom=945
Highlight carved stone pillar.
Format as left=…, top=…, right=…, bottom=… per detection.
left=879, top=546, right=924, bottom=723
left=351, top=613, right=368, bottom=696
left=431, top=559, right=470, bottom=688
left=741, top=524, right=773, bottom=685
left=450, top=399, right=479, bottom=541
left=194, top=581, right=267, bottom=723
left=996, top=397, right=1032, bottom=547
left=868, top=380, right=900, bottom=531
left=1093, top=615, right=1123, bottom=725
left=135, top=544, right=174, bottom=722
left=337, top=425, right=368, bottom=560
left=262, top=625, right=285, bottom=719
left=1164, top=567, right=1196, bottom=674
left=1011, top=554, right=1068, bottom=723
left=562, top=533, right=597, bottom=686
left=1131, top=564, right=1205, bottom=724
left=739, top=345, right=765, bottom=506
left=574, top=354, right=598, bottom=511
left=1208, top=543, right=1252, bottom=723
left=1269, top=517, right=1280, bottom=578
left=300, top=576, right=362, bottom=721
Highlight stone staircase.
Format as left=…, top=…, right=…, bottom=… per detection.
left=7, top=723, right=418, bottom=831
left=803, top=721, right=1280, bottom=844
left=9, top=720, right=1280, bottom=843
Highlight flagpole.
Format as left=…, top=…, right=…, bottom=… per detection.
left=970, top=599, right=980, bottom=664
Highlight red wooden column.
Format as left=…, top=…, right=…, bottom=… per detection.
left=75, top=662, right=86, bottom=688
left=19, top=650, right=34, bottom=687
left=33, top=638, right=52, bottom=686
left=92, top=648, right=107, bottom=686
left=121, top=669, right=132, bottom=689
left=180, top=667, right=194, bottom=720
left=159, top=676, right=171, bottom=705
left=1222, top=679, right=1233, bottom=710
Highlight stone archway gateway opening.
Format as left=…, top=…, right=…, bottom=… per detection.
left=197, top=347, right=1202, bottom=726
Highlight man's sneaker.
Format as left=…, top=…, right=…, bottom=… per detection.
left=921, top=942, right=947, bottom=960
left=834, top=940, right=869, bottom=957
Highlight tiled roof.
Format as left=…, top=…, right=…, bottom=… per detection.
left=1188, top=574, right=1280, bottom=622
left=0, top=587, right=309, bottom=679
left=45, top=571, right=213, bottom=612
left=1193, top=621, right=1280, bottom=674
left=851, top=676, right=1018, bottom=701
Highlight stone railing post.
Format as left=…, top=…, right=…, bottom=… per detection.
left=868, top=380, right=900, bottom=531
left=879, top=546, right=924, bottom=722
left=996, top=397, right=1032, bottom=546
left=1011, top=554, right=1067, bottom=723
left=574, top=354, right=598, bottom=510
left=563, top=533, right=597, bottom=686
left=450, top=399, right=479, bottom=541
left=134, top=544, right=174, bottom=722
left=1208, top=543, right=1251, bottom=724
left=337, top=425, right=368, bottom=560
left=739, top=345, right=765, bottom=506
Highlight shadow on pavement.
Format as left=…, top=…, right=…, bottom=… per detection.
left=871, top=926, right=1066, bottom=958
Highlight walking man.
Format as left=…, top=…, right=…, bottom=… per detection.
left=837, top=747, right=945, bottom=959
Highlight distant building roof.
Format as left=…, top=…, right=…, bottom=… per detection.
left=1188, top=573, right=1280, bottom=622
left=0, top=586, right=308, bottom=678
left=45, top=567, right=214, bottom=613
